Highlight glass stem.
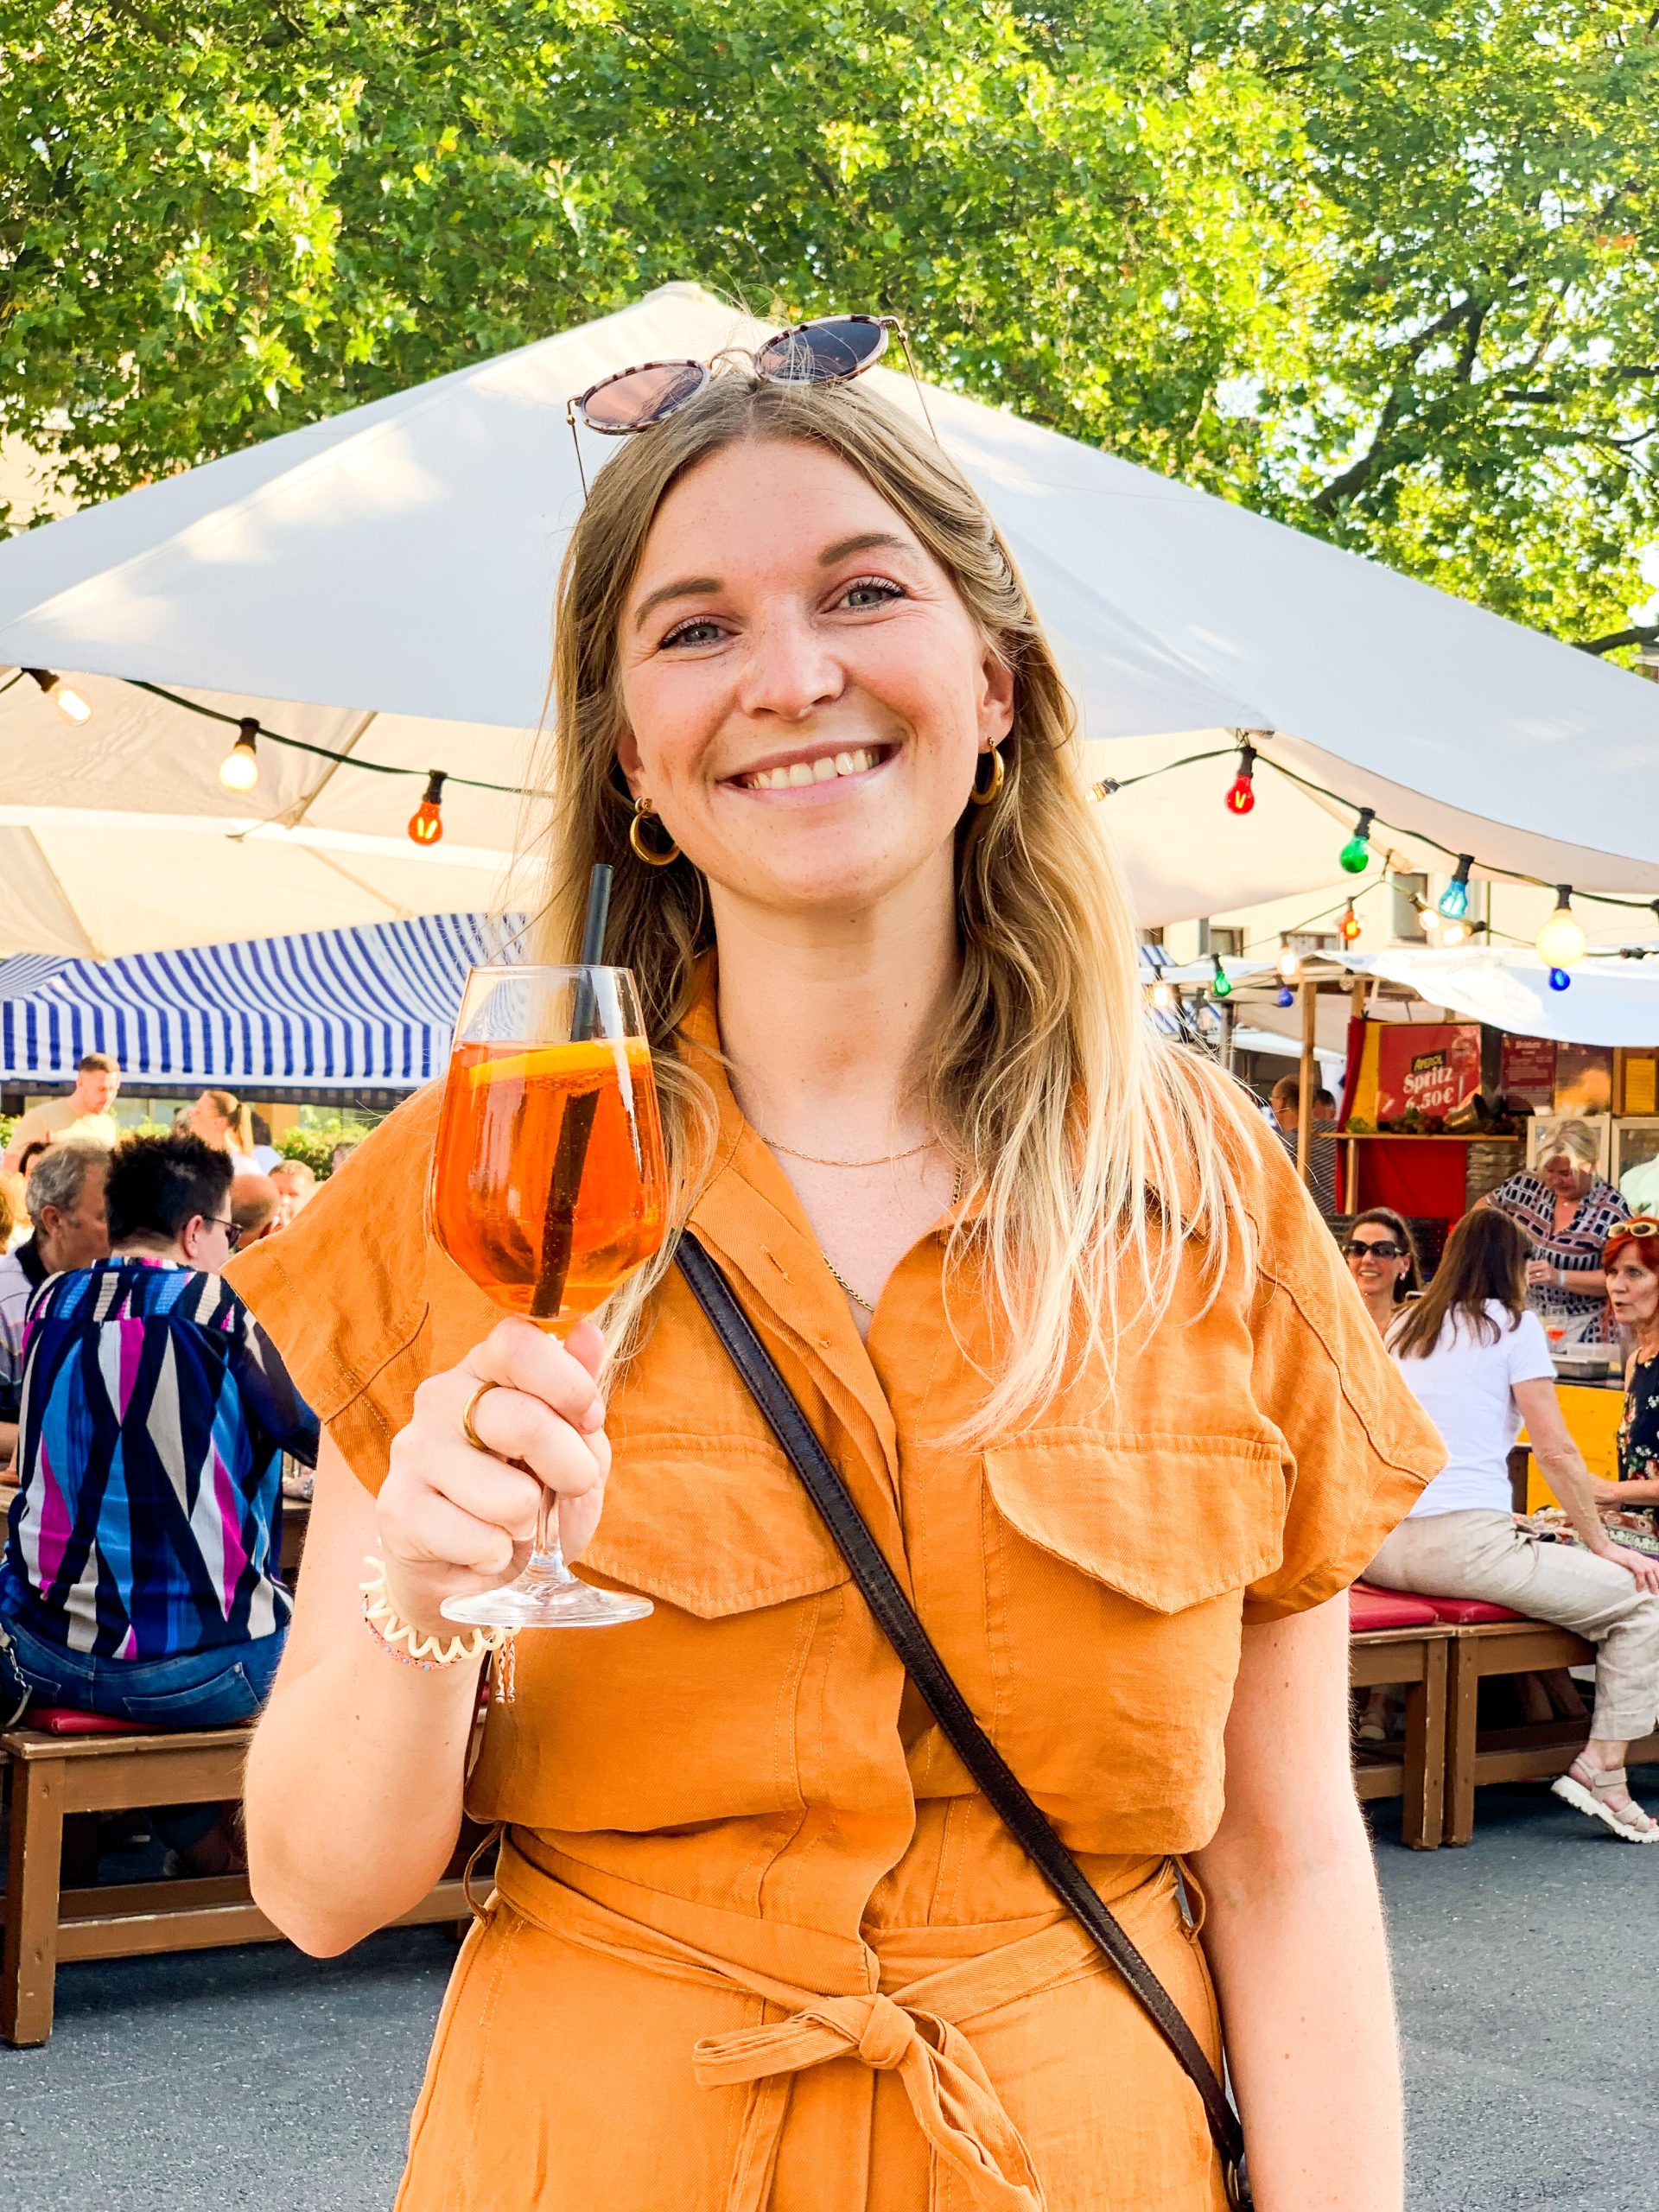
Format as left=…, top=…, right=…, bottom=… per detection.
left=531, top=1490, right=574, bottom=1581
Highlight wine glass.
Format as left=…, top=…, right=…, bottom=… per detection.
left=429, top=963, right=668, bottom=1627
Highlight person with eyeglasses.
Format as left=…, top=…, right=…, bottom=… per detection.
left=1343, top=1210, right=1420, bottom=1337
left=0, top=1134, right=317, bottom=1866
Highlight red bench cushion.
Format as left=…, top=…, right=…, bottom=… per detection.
left=1418, top=1597, right=1527, bottom=1627
left=1349, top=1582, right=1440, bottom=1631
left=27, top=1706, right=151, bottom=1737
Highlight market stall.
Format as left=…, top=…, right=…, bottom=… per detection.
left=1161, top=944, right=1659, bottom=1489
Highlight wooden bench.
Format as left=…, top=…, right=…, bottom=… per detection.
left=1348, top=1584, right=1451, bottom=1850
left=2, top=1716, right=471, bottom=2046
left=1422, top=1601, right=1659, bottom=1847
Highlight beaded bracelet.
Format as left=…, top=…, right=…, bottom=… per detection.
left=359, top=1558, right=509, bottom=1670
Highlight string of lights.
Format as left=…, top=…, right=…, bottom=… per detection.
left=1097, top=731, right=1659, bottom=995
left=4, top=667, right=546, bottom=849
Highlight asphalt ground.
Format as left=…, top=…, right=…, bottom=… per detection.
left=2, top=1770, right=1655, bottom=2212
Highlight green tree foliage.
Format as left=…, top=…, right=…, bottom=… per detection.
left=3, top=0, right=1656, bottom=648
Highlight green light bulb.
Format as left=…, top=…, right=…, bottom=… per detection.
left=1339, top=806, right=1376, bottom=875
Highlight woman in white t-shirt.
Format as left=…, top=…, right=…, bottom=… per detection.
left=1370, top=1206, right=1659, bottom=1842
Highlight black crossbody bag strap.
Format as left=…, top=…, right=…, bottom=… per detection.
left=676, top=1235, right=1249, bottom=2209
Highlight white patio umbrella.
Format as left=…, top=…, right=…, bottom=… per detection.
left=0, top=667, right=534, bottom=957
left=1, top=280, right=1656, bottom=957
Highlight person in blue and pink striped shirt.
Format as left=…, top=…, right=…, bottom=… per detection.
left=0, top=1135, right=316, bottom=1861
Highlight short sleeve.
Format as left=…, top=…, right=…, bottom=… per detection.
left=226, top=1086, right=496, bottom=1493
left=1224, top=1096, right=1446, bottom=1624
left=1507, top=1309, right=1557, bottom=1388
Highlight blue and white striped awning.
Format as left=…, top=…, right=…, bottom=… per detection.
left=0, top=913, right=518, bottom=1090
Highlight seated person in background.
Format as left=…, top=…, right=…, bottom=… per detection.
left=0, top=1052, right=122, bottom=1171
left=1370, top=1207, right=1659, bottom=1842
left=1599, top=1219, right=1659, bottom=1519
left=268, top=1158, right=316, bottom=1226
left=0, top=1140, right=111, bottom=1471
left=0, top=1134, right=317, bottom=1866
left=1343, top=1207, right=1420, bottom=1337
left=231, top=1171, right=282, bottom=1249
left=185, top=1088, right=259, bottom=1175
left=0, top=1168, right=28, bottom=1252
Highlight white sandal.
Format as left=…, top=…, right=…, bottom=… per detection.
left=1551, top=1761, right=1659, bottom=1844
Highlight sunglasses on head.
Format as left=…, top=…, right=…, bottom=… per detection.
left=1345, top=1237, right=1407, bottom=1262
left=565, top=315, right=933, bottom=491
left=1605, top=1218, right=1659, bottom=1261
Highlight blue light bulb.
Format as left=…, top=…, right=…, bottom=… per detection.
left=1548, top=967, right=1571, bottom=993
left=1275, top=984, right=1294, bottom=1008
left=1438, top=855, right=1473, bottom=920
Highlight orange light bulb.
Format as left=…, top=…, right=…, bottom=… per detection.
left=409, top=770, right=447, bottom=846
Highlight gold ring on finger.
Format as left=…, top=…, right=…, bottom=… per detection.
left=460, top=1378, right=503, bottom=1456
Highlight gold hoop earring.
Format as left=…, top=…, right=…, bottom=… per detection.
left=628, top=798, right=680, bottom=867
left=970, top=746, right=1005, bottom=808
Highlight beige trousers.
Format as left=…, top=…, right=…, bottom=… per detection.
left=1370, top=1509, right=1659, bottom=1744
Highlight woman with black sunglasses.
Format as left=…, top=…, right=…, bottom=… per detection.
left=1343, top=1210, right=1420, bottom=1337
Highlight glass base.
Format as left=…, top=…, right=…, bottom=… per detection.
left=442, top=1559, right=653, bottom=1631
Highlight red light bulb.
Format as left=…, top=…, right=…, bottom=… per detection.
left=1341, top=905, right=1362, bottom=944
left=408, top=770, right=447, bottom=846
left=1223, top=741, right=1257, bottom=817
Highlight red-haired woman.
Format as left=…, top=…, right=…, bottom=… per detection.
left=1602, top=1219, right=1659, bottom=1506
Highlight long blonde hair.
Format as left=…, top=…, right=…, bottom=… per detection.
left=531, top=373, right=1247, bottom=1435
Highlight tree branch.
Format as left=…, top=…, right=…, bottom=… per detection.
left=1574, top=623, right=1659, bottom=657
left=1309, top=294, right=1487, bottom=515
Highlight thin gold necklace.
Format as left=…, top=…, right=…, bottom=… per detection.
left=760, top=1133, right=935, bottom=1170
left=823, top=1163, right=966, bottom=1314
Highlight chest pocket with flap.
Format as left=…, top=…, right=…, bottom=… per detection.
left=982, top=1428, right=1286, bottom=1615
left=475, top=1430, right=855, bottom=1835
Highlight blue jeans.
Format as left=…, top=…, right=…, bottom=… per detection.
left=0, top=1618, right=285, bottom=1852
left=0, top=1615, right=284, bottom=1726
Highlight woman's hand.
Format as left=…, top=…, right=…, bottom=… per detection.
left=1587, top=1535, right=1659, bottom=1593
left=1525, top=1258, right=1555, bottom=1288
left=376, top=1317, right=610, bottom=1637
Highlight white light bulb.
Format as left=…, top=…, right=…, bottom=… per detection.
left=1437, top=915, right=1471, bottom=947
left=1535, top=904, right=1586, bottom=968
left=218, top=739, right=259, bottom=792
left=53, top=683, right=92, bottom=725
left=1277, top=942, right=1301, bottom=982
left=1149, top=980, right=1176, bottom=1012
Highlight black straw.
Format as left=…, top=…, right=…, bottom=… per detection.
left=531, top=864, right=614, bottom=1320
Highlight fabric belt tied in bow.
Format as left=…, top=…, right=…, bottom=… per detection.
left=695, top=1990, right=1044, bottom=2212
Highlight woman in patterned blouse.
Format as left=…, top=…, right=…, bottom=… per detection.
left=1482, top=1117, right=1630, bottom=1342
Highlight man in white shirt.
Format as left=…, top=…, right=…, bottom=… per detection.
left=1, top=1054, right=122, bottom=1171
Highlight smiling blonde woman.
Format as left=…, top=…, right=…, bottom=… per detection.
left=233, top=366, right=1442, bottom=2212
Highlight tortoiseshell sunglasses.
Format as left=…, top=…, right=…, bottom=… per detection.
left=564, top=314, right=934, bottom=491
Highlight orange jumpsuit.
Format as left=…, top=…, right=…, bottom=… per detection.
left=235, top=995, right=1441, bottom=2211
